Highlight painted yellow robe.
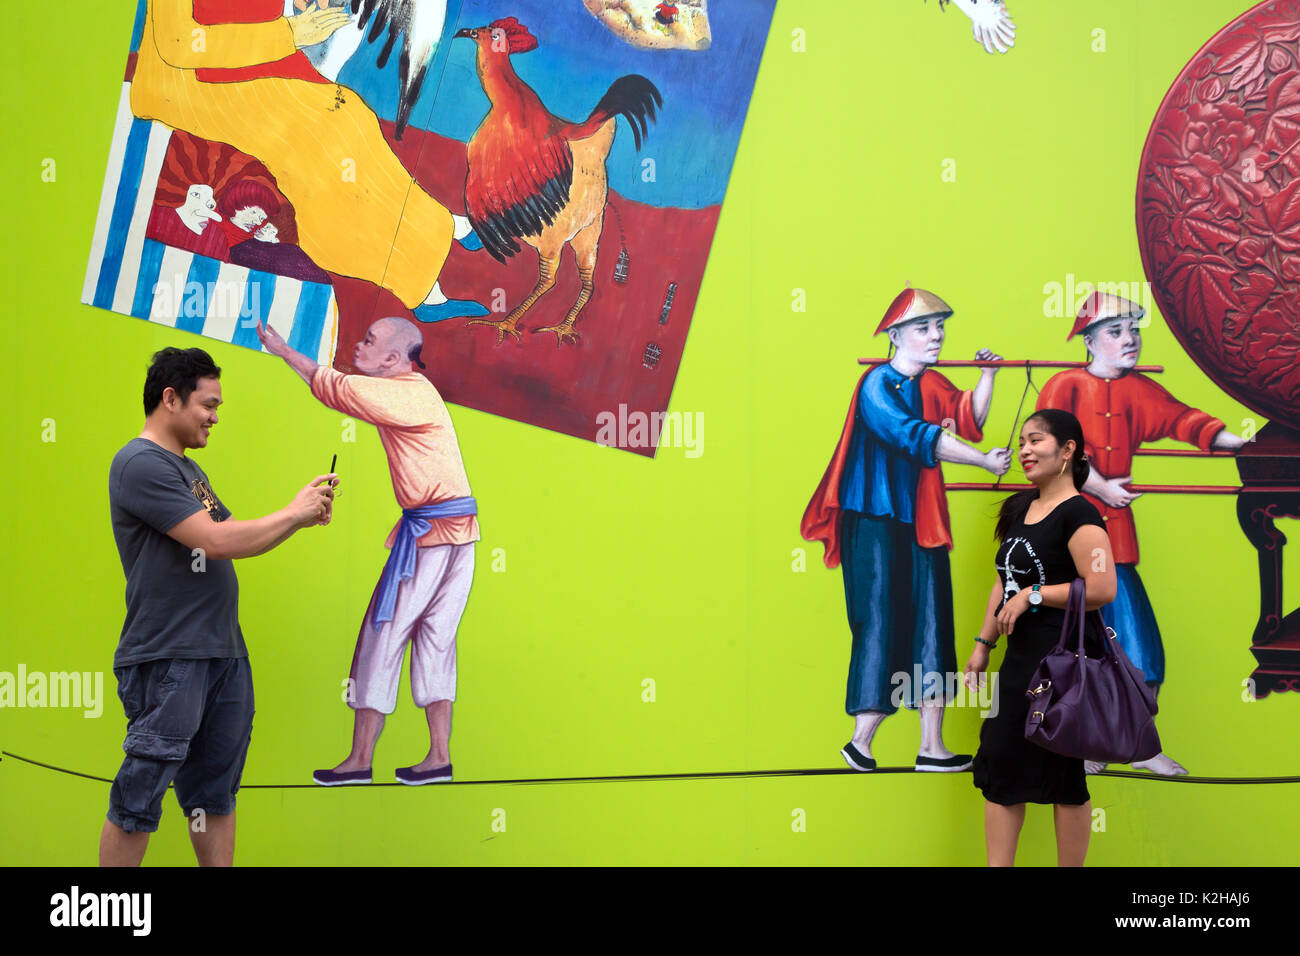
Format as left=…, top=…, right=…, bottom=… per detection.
left=131, top=0, right=453, bottom=308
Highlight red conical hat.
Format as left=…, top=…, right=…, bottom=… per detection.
left=1068, top=291, right=1145, bottom=339
left=874, top=287, right=953, bottom=336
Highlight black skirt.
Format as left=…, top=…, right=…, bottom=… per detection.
left=971, top=609, right=1094, bottom=807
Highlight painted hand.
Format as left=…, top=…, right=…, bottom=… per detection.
left=975, top=347, right=1003, bottom=373
left=984, top=447, right=1012, bottom=476
left=1098, top=474, right=1142, bottom=509
left=288, top=3, right=351, bottom=48
left=255, top=319, right=290, bottom=357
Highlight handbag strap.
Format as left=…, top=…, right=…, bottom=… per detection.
left=1089, top=609, right=1117, bottom=662
left=1062, top=577, right=1119, bottom=665
left=1056, top=578, right=1084, bottom=651
left=1053, top=579, right=1092, bottom=688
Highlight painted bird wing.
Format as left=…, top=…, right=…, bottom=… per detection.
left=464, top=117, right=574, bottom=265
left=350, top=0, right=446, bottom=138
left=936, top=0, right=1017, bottom=54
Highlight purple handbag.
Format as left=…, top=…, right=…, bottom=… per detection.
left=1023, top=578, right=1162, bottom=763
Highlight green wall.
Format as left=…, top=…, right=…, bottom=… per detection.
left=1, top=0, right=1296, bottom=865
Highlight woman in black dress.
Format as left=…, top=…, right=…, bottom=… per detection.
left=964, top=409, right=1117, bottom=866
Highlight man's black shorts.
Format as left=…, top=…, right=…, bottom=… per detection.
left=107, top=657, right=254, bottom=834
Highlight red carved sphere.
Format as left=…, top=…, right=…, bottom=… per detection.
left=1137, top=0, right=1300, bottom=432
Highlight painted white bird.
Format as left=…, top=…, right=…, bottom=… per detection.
left=351, top=0, right=447, bottom=139
left=289, top=0, right=447, bottom=138
left=933, top=0, right=1016, bottom=54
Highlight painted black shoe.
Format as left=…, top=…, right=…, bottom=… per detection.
left=395, top=763, right=453, bottom=785
left=914, top=753, right=973, bottom=772
left=312, top=768, right=372, bottom=786
left=841, top=742, right=877, bottom=772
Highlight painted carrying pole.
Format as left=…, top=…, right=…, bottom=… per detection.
left=945, top=482, right=1294, bottom=495
left=857, top=358, right=1166, bottom=372
left=855, top=358, right=1259, bottom=487
left=1132, top=449, right=1236, bottom=457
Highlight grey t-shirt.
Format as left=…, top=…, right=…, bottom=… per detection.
left=108, top=437, right=247, bottom=668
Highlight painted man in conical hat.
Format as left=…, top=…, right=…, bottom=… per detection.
left=803, top=286, right=1011, bottom=773
left=1036, top=290, right=1246, bottom=776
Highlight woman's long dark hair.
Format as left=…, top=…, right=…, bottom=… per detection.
left=994, top=408, right=1092, bottom=541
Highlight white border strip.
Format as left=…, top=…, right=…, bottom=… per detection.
left=111, top=121, right=174, bottom=315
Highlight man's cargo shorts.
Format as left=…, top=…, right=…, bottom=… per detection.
left=108, top=657, right=254, bottom=833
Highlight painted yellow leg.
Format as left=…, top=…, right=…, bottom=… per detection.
left=466, top=252, right=560, bottom=345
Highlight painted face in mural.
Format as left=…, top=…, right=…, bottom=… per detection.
left=255, top=222, right=279, bottom=243
left=231, top=205, right=269, bottom=232
left=164, top=375, right=222, bottom=450
left=1017, top=416, right=1074, bottom=483
left=352, top=317, right=424, bottom=376
left=352, top=321, right=401, bottom=376
left=889, top=316, right=945, bottom=366
left=177, top=184, right=221, bottom=236
left=1084, top=318, right=1142, bottom=371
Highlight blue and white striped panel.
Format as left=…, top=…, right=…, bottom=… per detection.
left=124, top=240, right=337, bottom=364
left=83, top=83, right=337, bottom=367
left=82, top=83, right=170, bottom=311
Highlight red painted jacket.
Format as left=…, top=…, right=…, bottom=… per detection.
left=802, top=369, right=982, bottom=568
left=1036, top=368, right=1225, bottom=564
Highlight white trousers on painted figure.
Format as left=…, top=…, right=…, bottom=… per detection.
left=348, top=543, right=475, bottom=714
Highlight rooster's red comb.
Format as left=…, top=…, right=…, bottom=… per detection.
left=489, top=17, right=538, bottom=54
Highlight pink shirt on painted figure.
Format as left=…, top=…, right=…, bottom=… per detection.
left=310, top=367, right=479, bottom=549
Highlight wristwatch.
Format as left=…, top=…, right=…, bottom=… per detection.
left=1028, top=584, right=1043, bottom=611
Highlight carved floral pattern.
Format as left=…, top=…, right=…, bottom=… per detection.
left=1137, top=0, right=1300, bottom=430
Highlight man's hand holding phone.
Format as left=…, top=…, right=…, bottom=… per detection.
left=291, top=473, right=338, bottom=528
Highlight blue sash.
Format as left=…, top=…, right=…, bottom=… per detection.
left=373, top=497, right=477, bottom=628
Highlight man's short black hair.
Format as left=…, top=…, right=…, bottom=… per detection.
left=144, top=347, right=221, bottom=415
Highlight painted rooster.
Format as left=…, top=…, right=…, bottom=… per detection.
left=455, top=17, right=663, bottom=345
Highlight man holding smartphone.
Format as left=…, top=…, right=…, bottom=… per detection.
left=102, top=346, right=337, bottom=866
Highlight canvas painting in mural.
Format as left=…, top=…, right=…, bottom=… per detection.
left=83, top=0, right=776, bottom=453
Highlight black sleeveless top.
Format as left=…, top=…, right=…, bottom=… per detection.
left=993, top=494, right=1107, bottom=627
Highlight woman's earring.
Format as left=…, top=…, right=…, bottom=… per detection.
left=1058, top=457, right=1070, bottom=477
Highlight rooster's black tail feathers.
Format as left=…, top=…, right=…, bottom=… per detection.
left=594, top=75, right=663, bottom=151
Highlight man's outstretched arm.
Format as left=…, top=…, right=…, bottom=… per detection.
left=258, top=319, right=402, bottom=427
left=256, top=319, right=318, bottom=385
left=165, top=473, right=336, bottom=560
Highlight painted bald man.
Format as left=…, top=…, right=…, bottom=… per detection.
left=257, top=316, right=479, bottom=785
